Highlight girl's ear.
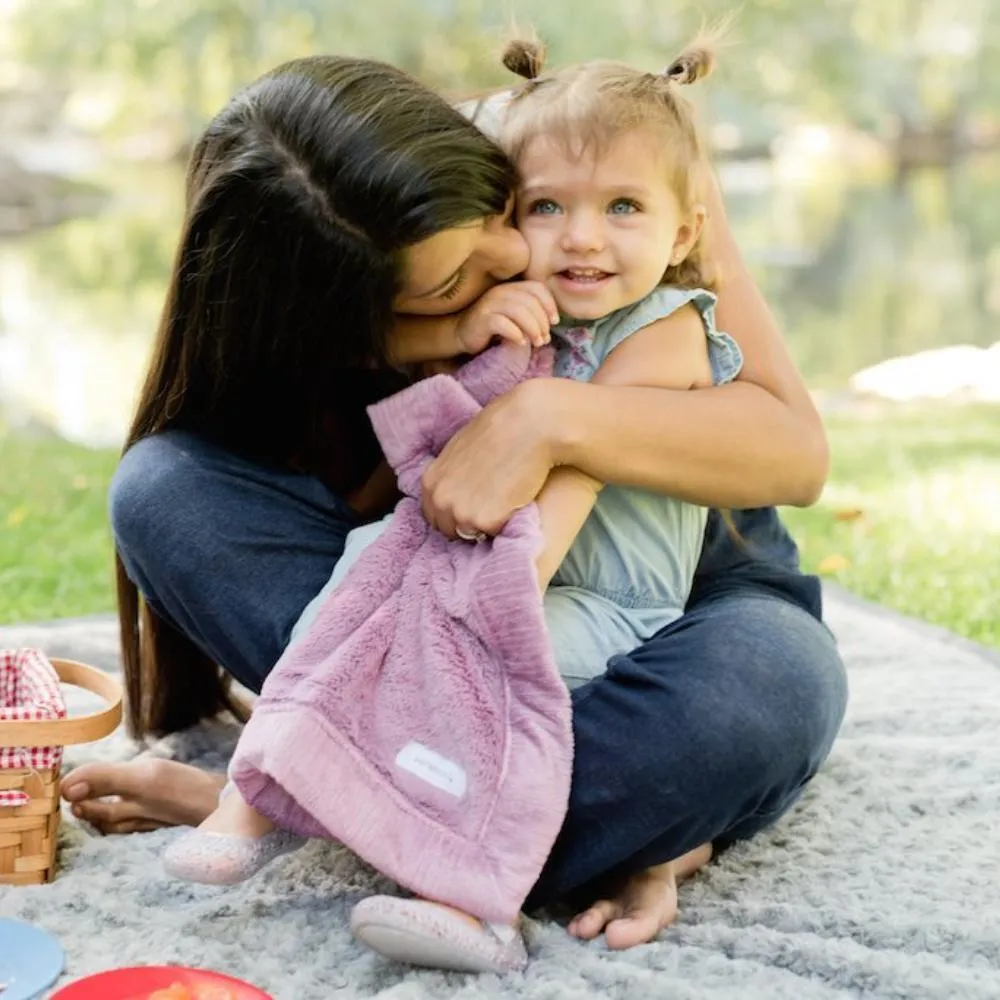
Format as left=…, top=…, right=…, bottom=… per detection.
left=670, top=204, right=707, bottom=265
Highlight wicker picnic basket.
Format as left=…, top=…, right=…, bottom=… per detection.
left=0, top=656, right=122, bottom=885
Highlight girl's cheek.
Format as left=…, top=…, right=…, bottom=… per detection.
left=519, top=233, right=547, bottom=279
left=527, top=244, right=553, bottom=281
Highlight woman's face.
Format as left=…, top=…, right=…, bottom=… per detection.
left=394, top=198, right=529, bottom=316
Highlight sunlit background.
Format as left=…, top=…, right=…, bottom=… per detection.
left=1, top=0, right=997, bottom=644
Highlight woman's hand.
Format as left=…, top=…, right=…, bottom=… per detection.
left=454, top=281, right=558, bottom=356
left=421, top=379, right=560, bottom=538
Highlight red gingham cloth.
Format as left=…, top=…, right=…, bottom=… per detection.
left=0, top=648, right=67, bottom=807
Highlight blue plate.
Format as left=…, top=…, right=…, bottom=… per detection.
left=0, top=919, right=64, bottom=1000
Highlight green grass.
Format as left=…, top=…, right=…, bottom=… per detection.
left=783, top=402, right=1000, bottom=650
left=2, top=404, right=998, bottom=652
left=0, top=429, right=118, bottom=623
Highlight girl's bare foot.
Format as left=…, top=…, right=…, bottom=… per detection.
left=567, top=843, right=712, bottom=949
left=61, top=759, right=225, bottom=834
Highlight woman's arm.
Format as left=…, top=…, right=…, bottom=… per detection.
left=421, top=175, right=828, bottom=538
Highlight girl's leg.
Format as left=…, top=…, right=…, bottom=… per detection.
left=62, top=429, right=362, bottom=832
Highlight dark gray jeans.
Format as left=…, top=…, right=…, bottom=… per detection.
left=110, top=430, right=848, bottom=909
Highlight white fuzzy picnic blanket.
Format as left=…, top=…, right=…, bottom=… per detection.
left=1, top=588, right=999, bottom=999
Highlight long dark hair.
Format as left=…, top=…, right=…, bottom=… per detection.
left=121, top=56, right=516, bottom=737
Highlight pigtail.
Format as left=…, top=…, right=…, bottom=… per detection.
left=502, top=37, right=547, bottom=80
left=663, top=13, right=737, bottom=86
left=663, top=42, right=716, bottom=85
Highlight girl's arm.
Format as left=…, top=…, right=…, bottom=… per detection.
left=532, top=305, right=712, bottom=587
left=421, top=177, right=829, bottom=538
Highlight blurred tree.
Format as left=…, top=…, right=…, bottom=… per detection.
left=7, top=0, right=1000, bottom=158
left=695, top=0, right=1000, bottom=153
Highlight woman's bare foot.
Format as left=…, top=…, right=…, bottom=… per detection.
left=61, top=759, right=225, bottom=834
left=567, top=843, right=712, bottom=950
left=198, top=785, right=275, bottom=838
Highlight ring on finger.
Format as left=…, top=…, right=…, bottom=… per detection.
left=456, top=527, right=489, bottom=543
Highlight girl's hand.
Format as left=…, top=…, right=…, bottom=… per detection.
left=421, top=379, right=560, bottom=538
left=454, top=281, right=559, bottom=356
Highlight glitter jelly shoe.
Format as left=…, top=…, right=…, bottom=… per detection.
left=350, top=896, right=528, bottom=974
left=163, top=825, right=306, bottom=885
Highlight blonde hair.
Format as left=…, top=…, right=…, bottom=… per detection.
left=499, top=35, right=718, bottom=290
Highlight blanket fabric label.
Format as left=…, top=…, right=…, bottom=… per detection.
left=395, top=741, right=468, bottom=798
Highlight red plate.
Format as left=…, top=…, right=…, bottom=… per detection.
left=49, top=965, right=273, bottom=999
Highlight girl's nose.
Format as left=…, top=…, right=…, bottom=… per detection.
left=560, top=212, right=604, bottom=254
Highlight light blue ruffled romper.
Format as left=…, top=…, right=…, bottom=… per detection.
left=292, top=285, right=742, bottom=687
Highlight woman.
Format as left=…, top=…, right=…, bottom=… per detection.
left=62, top=54, right=847, bottom=954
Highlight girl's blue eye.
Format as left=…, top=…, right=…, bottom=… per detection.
left=528, top=199, right=561, bottom=216
left=609, top=199, right=640, bottom=215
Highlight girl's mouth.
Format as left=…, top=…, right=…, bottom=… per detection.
left=557, top=268, right=614, bottom=288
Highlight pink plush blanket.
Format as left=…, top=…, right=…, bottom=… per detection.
left=230, top=343, right=573, bottom=923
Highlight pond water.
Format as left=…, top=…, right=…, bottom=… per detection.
left=1, top=155, right=998, bottom=447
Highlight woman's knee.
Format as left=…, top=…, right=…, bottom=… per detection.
left=747, top=598, right=847, bottom=757
left=706, top=598, right=845, bottom=776
left=628, top=595, right=848, bottom=780
left=697, top=599, right=848, bottom=843
left=109, top=432, right=207, bottom=576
